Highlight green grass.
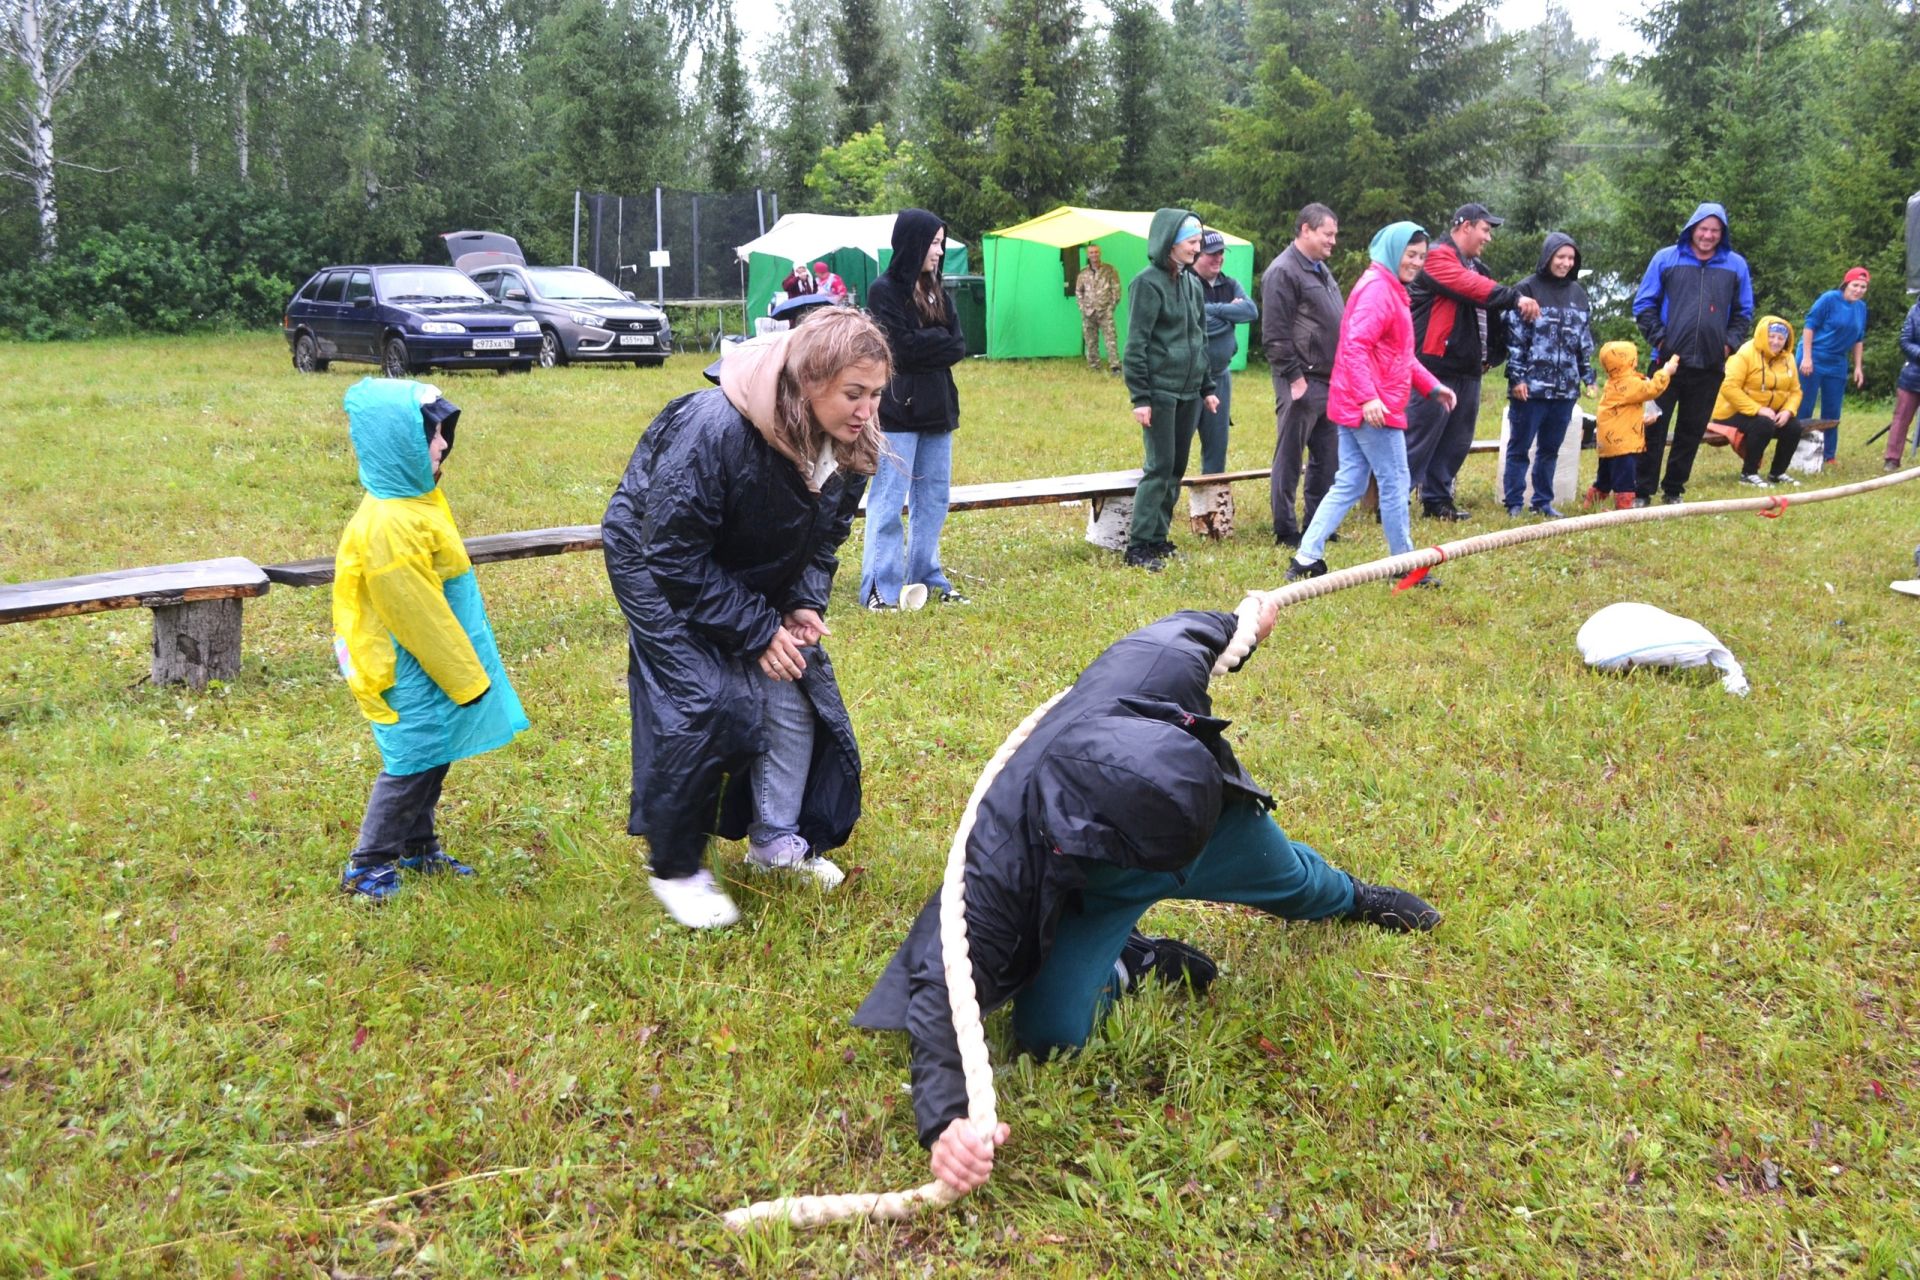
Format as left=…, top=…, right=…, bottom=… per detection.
left=2, top=333, right=1917, bottom=1277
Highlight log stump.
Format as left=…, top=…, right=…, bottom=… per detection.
left=152, top=598, right=245, bottom=688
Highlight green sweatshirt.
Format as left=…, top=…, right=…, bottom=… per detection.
left=1122, top=207, right=1214, bottom=406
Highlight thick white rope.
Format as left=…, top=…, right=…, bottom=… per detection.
left=724, top=464, right=1919, bottom=1231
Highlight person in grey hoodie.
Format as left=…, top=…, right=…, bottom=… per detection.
left=1191, top=229, right=1258, bottom=476
left=1502, top=231, right=1596, bottom=518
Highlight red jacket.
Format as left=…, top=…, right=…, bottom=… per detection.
left=1409, top=235, right=1520, bottom=377
left=1328, top=263, right=1440, bottom=429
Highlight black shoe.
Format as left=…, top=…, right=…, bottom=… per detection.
left=1423, top=503, right=1471, bottom=522
left=1123, top=544, right=1165, bottom=573
left=1345, top=876, right=1441, bottom=932
left=1120, top=930, right=1218, bottom=995
left=1630, top=496, right=1651, bottom=509
left=1148, top=539, right=1183, bottom=561
left=937, top=588, right=972, bottom=605
left=1284, top=557, right=1328, bottom=583
left=1660, top=493, right=1684, bottom=505
left=865, top=586, right=898, bottom=611
left=1326, top=531, right=1342, bottom=544
left=1275, top=531, right=1301, bottom=548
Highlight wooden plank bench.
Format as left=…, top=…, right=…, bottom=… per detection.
left=0, top=557, right=270, bottom=688
left=264, top=525, right=606, bottom=588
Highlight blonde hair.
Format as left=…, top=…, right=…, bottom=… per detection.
left=771, top=307, right=890, bottom=478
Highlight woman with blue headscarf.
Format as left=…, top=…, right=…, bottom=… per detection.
left=1286, top=222, right=1458, bottom=586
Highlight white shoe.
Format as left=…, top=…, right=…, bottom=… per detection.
left=793, top=855, right=847, bottom=890
left=647, top=869, right=740, bottom=928
left=899, top=583, right=929, bottom=611
left=746, top=831, right=810, bottom=870
left=1739, top=473, right=1770, bottom=487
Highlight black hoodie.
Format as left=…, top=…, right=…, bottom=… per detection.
left=1506, top=231, right=1596, bottom=399
left=867, top=208, right=967, bottom=434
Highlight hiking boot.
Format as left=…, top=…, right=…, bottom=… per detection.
left=1124, top=544, right=1165, bottom=573
left=1285, top=557, right=1328, bottom=582
left=746, top=831, right=810, bottom=870
left=648, top=868, right=740, bottom=929
left=1345, top=876, right=1441, bottom=932
left=340, top=860, right=402, bottom=902
left=399, top=845, right=475, bottom=876
left=1119, top=930, right=1218, bottom=995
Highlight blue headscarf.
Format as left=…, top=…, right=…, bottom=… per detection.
left=1368, top=222, right=1428, bottom=272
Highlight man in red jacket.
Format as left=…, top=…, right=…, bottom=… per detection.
left=1405, top=204, right=1539, bottom=521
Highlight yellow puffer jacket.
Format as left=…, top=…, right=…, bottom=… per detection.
left=1713, top=315, right=1803, bottom=420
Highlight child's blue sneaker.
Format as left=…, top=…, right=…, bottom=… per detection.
left=340, top=861, right=402, bottom=901
left=399, top=848, right=476, bottom=877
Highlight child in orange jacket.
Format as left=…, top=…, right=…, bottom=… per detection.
left=1590, top=341, right=1678, bottom=509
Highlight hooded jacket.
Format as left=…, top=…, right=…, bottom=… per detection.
left=867, top=209, right=967, bottom=434
left=1712, top=315, right=1803, bottom=421
left=601, top=331, right=866, bottom=869
left=1632, top=203, right=1755, bottom=370
left=1326, top=223, right=1440, bottom=430
left=852, top=611, right=1270, bottom=1147
left=1595, top=342, right=1673, bottom=459
left=1506, top=232, right=1596, bottom=400
left=1409, top=229, right=1522, bottom=377
left=332, top=378, right=529, bottom=776
left=1900, top=302, right=1920, bottom=395
left=1122, top=208, right=1214, bottom=406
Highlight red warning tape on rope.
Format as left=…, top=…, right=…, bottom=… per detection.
left=1393, top=545, right=1449, bottom=592
left=1759, top=495, right=1791, bottom=519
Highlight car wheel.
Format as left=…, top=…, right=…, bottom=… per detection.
left=382, top=336, right=412, bottom=378
left=537, top=329, right=563, bottom=368
left=292, top=332, right=328, bottom=373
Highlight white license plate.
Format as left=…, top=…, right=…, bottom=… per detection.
left=618, top=334, right=655, bottom=347
left=471, top=338, right=514, bottom=351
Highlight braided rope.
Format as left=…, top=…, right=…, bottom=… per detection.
left=725, top=464, right=1919, bottom=1231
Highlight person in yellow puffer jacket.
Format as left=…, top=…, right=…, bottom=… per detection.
left=1713, top=314, right=1805, bottom=486
left=1589, top=341, right=1678, bottom=509
left=332, top=378, right=529, bottom=900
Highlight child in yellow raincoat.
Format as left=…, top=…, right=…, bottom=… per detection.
left=1589, top=341, right=1679, bottom=509
left=332, top=379, right=529, bottom=899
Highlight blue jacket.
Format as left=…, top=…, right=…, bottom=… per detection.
left=1199, top=271, right=1258, bottom=374
left=1506, top=231, right=1596, bottom=400
left=1632, top=203, right=1755, bottom=371
left=1900, top=302, right=1920, bottom=395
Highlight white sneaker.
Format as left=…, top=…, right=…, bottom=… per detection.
left=647, top=869, right=740, bottom=929
left=1739, top=473, right=1770, bottom=487
left=746, top=831, right=810, bottom=870
left=793, top=855, right=847, bottom=890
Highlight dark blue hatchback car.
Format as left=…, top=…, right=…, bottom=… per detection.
left=284, top=264, right=543, bottom=376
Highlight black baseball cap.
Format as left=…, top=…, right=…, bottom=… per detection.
left=1198, top=230, right=1227, bottom=255
left=1452, top=203, right=1504, bottom=228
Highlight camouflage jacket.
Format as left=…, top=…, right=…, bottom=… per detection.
left=1076, top=262, right=1121, bottom=316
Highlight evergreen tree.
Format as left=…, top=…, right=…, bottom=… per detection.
left=833, top=0, right=902, bottom=141
left=1101, top=0, right=1168, bottom=207
left=768, top=0, right=838, bottom=207
left=706, top=2, right=755, bottom=191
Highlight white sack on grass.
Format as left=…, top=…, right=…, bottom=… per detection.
left=1576, top=602, right=1750, bottom=696
left=1788, top=435, right=1825, bottom=474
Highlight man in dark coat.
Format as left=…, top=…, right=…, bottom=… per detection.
left=1263, top=201, right=1345, bottom=547
left=852, top=607, right=1441, bottom=1193
left=1406, top=203, right=1540, bottom=521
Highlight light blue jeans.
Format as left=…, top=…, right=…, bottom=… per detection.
left=1296, top=424, right=1413, bottom=564
left=746, top=664, right=814, bottom=842
left=859, top=430, right=954, bottom=605
left=1798, top=369, right=1847, bottom=460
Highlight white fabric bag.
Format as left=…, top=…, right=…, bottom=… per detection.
left=1576, top=602, right=1749, bottom=696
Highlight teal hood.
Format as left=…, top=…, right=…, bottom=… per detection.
left=1368, top=222, right=1427, bottom=272
left=1147, top=207, right=1202, bottom=270
left=345, top=377, right=437, bottom=499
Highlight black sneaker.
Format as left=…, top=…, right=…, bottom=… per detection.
left=1123, top=544, right=1165, bottom=573
left=1153, top=540, right=1184, bottom=561
left=1345, top=876, right=1441, bottom=932
left=1284, top=557, right=1328, bottom=582
left=1423, top=503, right=1471, bottom=522
left=937, top=588, right=972, bottom=605
left=1119, top=931, right=1218, bottom=995
left=1326, top=531, right=1342, bottom=544
left=865, top=587, right=898, bottom=611
left=1660, top=492, right=1685, bottom=505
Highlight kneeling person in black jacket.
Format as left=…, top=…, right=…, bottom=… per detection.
left=852, top=607, right=1440, bottom=1193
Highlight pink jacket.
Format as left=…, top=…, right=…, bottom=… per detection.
left=1327, top=262, right=1440, bottom=429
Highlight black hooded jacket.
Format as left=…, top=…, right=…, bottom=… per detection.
left=852, top=611, right=1270, bottom=1146
left=1506, top=232, right=1596, bottom=400
left=866, top=208, right=967, bottom=435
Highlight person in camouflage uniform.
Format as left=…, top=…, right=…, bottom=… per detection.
left=1076, top=244, right=1122, bottom=373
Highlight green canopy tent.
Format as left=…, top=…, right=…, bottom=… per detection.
left=735, top=213, right=969, bottom=321
left=983, top=207, right=1257, bottom=370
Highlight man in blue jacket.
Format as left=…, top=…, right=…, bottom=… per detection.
left=1632, top=203, right=1755, bottom=505
left=1192, top=230, right=1259, bottom=476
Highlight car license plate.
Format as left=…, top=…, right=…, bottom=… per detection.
left=471, top=338, right=514, bottom=350
left=618, top=334, right=655, bottom=347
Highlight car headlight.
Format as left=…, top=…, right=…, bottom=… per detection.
left=568, top=311, right=600, bottom=327
left=513, top=320, right=541, bottom=334
left=420, top=321, right=465, bottom=334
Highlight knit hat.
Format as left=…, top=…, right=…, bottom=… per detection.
left=1844, top=266, right=1871, bottom=286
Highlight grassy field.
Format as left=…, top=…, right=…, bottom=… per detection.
left=2, top=333, right=1916, bottom=1277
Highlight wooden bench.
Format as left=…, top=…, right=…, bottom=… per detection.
left=264, top=526, right=606, bottom=588
left=0, top=557, right=270, bottom=688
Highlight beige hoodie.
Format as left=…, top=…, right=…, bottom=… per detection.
left=717, top=331, right=836, bottom=491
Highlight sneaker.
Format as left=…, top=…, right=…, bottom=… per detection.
left=746, top=831, right=811, bottom=870
left=1823, top=458, right=1838, bottom=468
left=398, top=847, right=475, bottom=876
left=1123, top=544, right=1165, bottom=573
left=1885, top=459, right=1900, bottom=472
left=648, top=868, right=740, bottom=928
left=340, top=860, right=402, bottom=901
left=1345, top=877, right=1442, bottom=932
left=1119, top=931, right=1218, bottom=995
left=1630, top=497, right=1650, bottom=509
left=1423, top=503, right=1471, bottom=522
left=1739, top=473, right=1770, bottom=487
left=792, top=855, right=847, bottom=890
left=1506, top=506, right=1524, bottom=518
left=937, top=588, right=972, bottom=605
left=865, top=587, right=898, bottom=611
left=1660, top=493, right=1685, bottom=505
left=1152, top=540, right=1184, bottom=561
left=1326, top=531, right=1342, bottom=544
left=1770, top=473, right=1800, bottom=486
left=1533, top=504, right=1564, bottom=519
left=1284, top=556, right=1328, bottom=583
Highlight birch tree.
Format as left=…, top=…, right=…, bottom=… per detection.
left=2, top=0, right=92, bottom=259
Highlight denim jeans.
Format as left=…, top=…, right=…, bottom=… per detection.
left=746, top=664, right=814, bottom=842
left=1798, top=368, right=1847, bottom=460
left=352, top=763, right=450, bottom=866
left=859, top=429, right=954, bottom=605
left=1503, top=396, right=1576, bottom=511
left=1297, top=425, right=1413, bottom=564
left=1196, top=367, right=1234, bottom=476
left=1009, top=796, right=1356, bottom=1055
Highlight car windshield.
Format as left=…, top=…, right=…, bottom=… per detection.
left=377, top=268, right=489, bottom=303
left=526, top=268, right=628, bottom=302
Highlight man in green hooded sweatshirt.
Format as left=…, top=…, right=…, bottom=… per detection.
left=1121, top=208, right=1218, bottom=572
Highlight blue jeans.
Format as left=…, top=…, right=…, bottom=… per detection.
left=1297, top=425, right=1413, bottom=564
left=860, top=430, right=954, bottom=604
left=1798, top=369, right=1847, bottom=460
left=746, top=665, right=814, bottom=842
left=1010, top=796, right=1357, bottom=1055
left=1196, top=368, right=1233, bottom=475
left=352, top=763, right=450, bottom=865
left=1503, top=397, right=1576, bottom=511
